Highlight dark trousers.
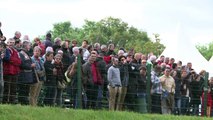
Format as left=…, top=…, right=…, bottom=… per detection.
left=0, top=79, right=3, bottom=103
left=43, top=85, right=57, bottom=106
left=151, top=93, right=162, bottom=114
left=86, top=84, right=98, bottom=109
left=56, top=88, right=63, bottom=107
left=18, top=83, right=30, bottom=105
left=125, top=85, right=137, bottom=111
left=3, top=75, right=18, bottom=104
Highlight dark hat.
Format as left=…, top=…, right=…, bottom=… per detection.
left=139, top=65, right=147, bottom=70
left=118, top=55, right=126, bottom=61
left=46, top=32, right=52, bottom=38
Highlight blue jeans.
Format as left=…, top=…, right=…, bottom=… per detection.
left=181, top=96, right=189, bottom=115
left=174, top=97, right=181, bottom=114
left=97, top=85, right=103, bottom=109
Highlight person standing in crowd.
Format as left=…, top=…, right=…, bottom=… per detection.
left=160, top=67, right=175, bottom=114
left=43, top=32, right=53, bottom=48
left=3, top=38, right=21, bottom=104
left=101, top=44, right=111, bottom=65
left=18, top=41, right=35, bottom=105
left=53, top=54, right=65, bottom=107
left=69, top=39, right=78, bottom=56
left=136, top=65, right=147, bottom=113
left=186, top=62, right=193, bottom=74
left=209, top=77, right=213, bottom=116
left=151, top=65, right=162, bottom=114
left=96, top=52, right=107, bottom=109
left=82, top=51, right=103, bottom=109
left=60, top=41, right=71, bottom=73
left=0, top=41, right=6, bottom=103
left=81, top=40, right=90, bottom=62
left=33, top=37, right=45, bottom=56
left=13, top=31, right=22, bottom=52
left=53, top=37, right=61, bottom=54
left=65, top=46, right=79, bottom=102
left=100, top=44, right=107, bottom=56
left=30, top=46, right=46, bottom=106
left=189, top=70, right=202, bottom=116
left=22, top=35, right=33, bottom=57
left=93, top=42, right=101, bottom=54
left=70, top=47, right=79, bottom=64
left=157, top=55, right=165, bottom=65
left=201, top=86, right=212, bottom=117
left=43, top=52, right=56, bottom=106
left=117, top=50, right=124, bottom=58
left=87, top=45, right=94, bottom=54
left=117, top=55, right=129, bottom=111
left=180, top=67, right=191, bottom=115
left=164, top=57, right=170, bottom=65
left=126, top=53, right=141, bottom=111
left=168, top=58, right=175, bottom=68
left=172, top=64, right=182, bottom=115
left=107, top=57, right=122, bottom=111
left=106, top=43, right=116, bottom=56
left=66, top=61, right=79, bottom=108
left=0, top=22, right=6, bottom=42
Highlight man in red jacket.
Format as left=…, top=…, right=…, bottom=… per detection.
left=3, top=38, right=21, bottom=104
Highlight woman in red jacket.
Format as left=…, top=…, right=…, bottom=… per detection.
left=3, top=38, right=21, bottom=104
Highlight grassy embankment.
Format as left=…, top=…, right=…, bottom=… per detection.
left=0, top=105, right=211, bottom=120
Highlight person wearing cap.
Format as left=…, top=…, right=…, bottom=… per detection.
left=136, top=65, right=148, bottom=113
left=160, top=67, right=175, bottom=114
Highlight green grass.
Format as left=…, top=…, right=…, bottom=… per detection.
left=0, top=104, right=211, bottom=120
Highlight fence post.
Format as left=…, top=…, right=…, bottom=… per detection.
left=76, top=54, right=82, bottom=109
left=203, top=72, right=209, bottom=116
left=146, top=63, right=152, bottom=113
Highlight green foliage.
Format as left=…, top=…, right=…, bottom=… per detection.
left=49, top=17, right=165, bottom=54
left=196, top=42, right=213, bottom=61
left=0, top=105, right=211, bottom=120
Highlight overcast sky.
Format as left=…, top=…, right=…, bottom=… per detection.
left=1, top=0, right=213, bottom=46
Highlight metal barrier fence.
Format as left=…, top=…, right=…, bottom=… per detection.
left=0, top=54, right=211, bottom=117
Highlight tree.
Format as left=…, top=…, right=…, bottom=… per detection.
left=48, top=17, right=165, bottom=55
left=196, top=41, right=213, bottom=61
